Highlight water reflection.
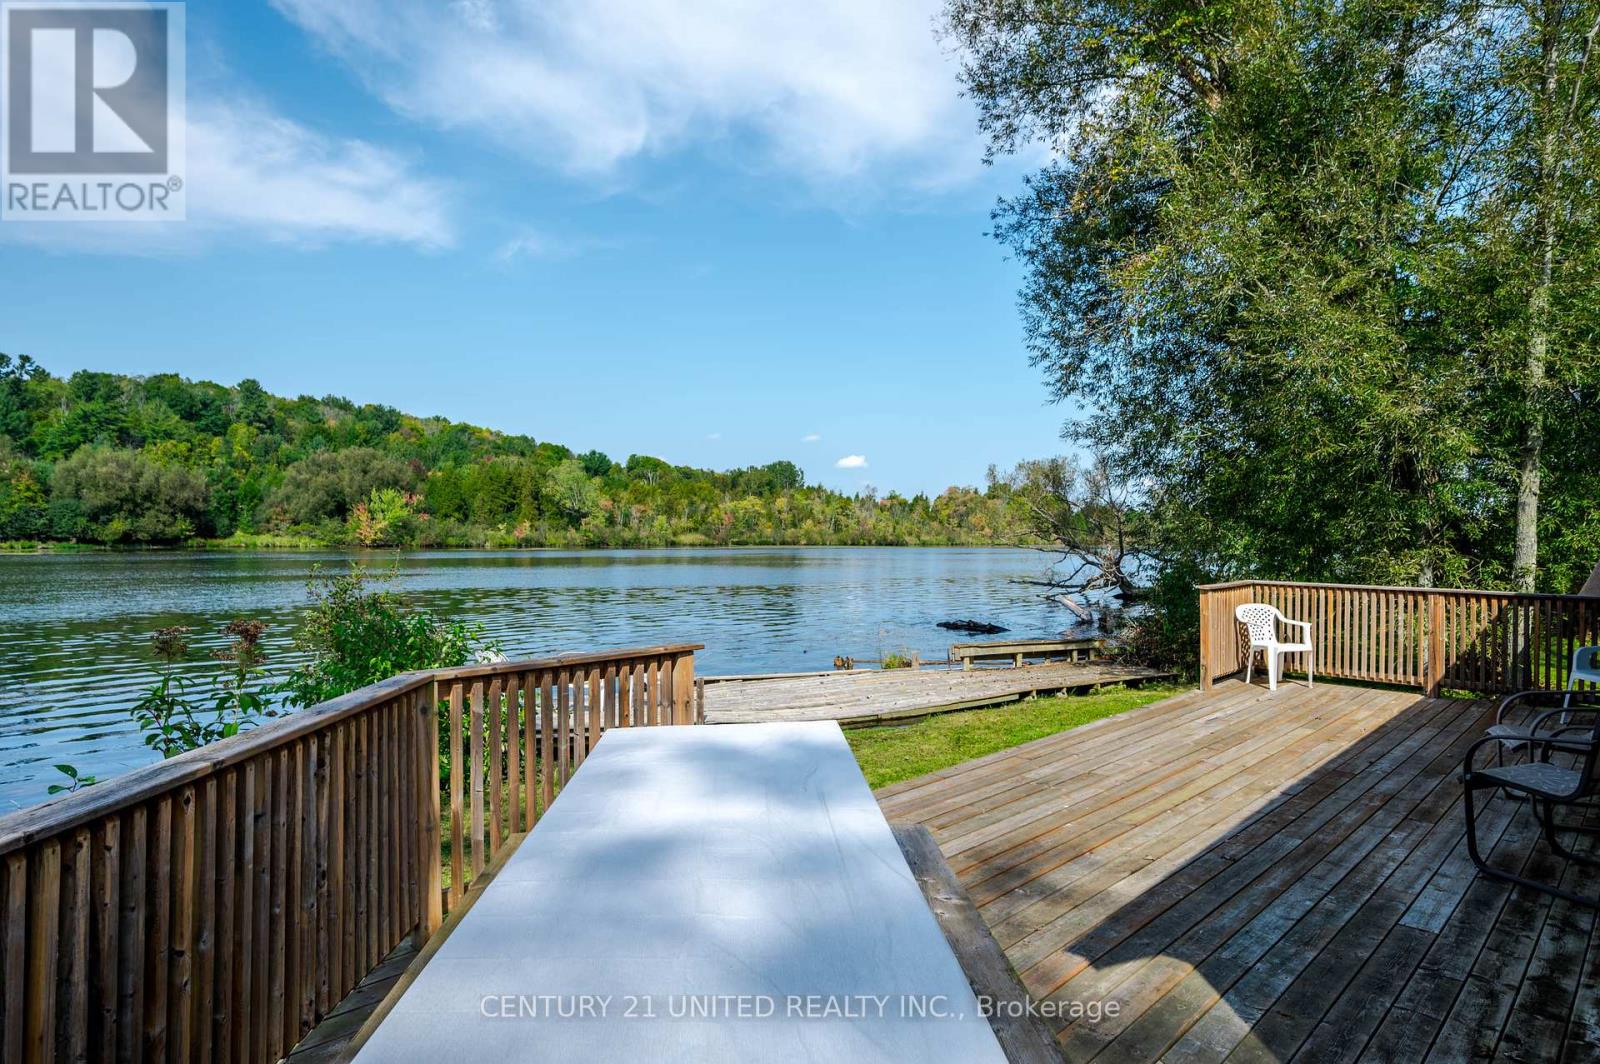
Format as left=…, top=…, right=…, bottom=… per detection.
left=0, top=547, right=1073, bottom=810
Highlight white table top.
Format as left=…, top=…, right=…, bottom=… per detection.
left=353, top=721, right=1006, bottom=1063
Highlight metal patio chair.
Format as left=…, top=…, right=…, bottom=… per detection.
left=1485, top=685, right=1600, bottom=765
left=1462, top=689, right=1600, bottom=908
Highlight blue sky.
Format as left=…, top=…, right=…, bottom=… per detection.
left=0, top=0, right=1071, bottom=496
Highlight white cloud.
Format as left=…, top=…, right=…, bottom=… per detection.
left=269, top=0, right=980, bottom=187
left=835, top=454, right=868, bottom=469
left=801, top=433, right=821, bottom=443
left=190, top=100, right=454, bottom=247
left=3, top=98, right=454, bottom=253
left=494, top=230, right=622, bottom=263
left=706, top=432, right=722, bottom=441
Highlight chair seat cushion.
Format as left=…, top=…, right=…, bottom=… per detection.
left=1473, top=760, right=1584, bottom=798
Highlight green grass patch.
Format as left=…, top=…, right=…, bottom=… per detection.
left=0, top=539, right=102, bottom=553
left=847, top=682, right=1191, bottom=790
left=191, top=531, right=327, bottom=550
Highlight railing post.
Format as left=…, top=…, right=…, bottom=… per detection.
left=1198, top=587, right=1214, bottom=692
left=1425, top=593, right=1445, bottom=697
left=673, top=653, right=697, bottom=725
left=420, top=682, right=443, bottom=938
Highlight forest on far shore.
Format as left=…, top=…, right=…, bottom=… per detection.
left=0, top=356, right=1031, bottom=549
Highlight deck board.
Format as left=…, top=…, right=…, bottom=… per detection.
left=876, top=680, right=1599, bottom=1063
left=702, top=661, right=1172, bottom=725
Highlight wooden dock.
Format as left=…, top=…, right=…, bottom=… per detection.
left=878, top=679, right=1600, bottom=1063
left=701, top=661, right=1172, bottom=726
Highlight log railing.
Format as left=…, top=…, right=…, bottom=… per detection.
left=0, top=643, right=701, bottom=1064
left=1198, top=580, right=1599, bottom=696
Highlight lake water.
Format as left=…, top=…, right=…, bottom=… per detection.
left=0, top=547, right=1080, bottom=810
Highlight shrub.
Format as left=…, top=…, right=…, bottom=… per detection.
left=131, top=621, right=272, bottom=758
left=1115, top=560, right=1205, bottom=678
left=267, top=448, right=413, bottom=527
left=50, top=446, right=209, bottom=543
left=277, top=563, right=489, bottom=708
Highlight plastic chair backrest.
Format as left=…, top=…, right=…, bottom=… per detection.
left=1235, top=603, right=1279, bottom=646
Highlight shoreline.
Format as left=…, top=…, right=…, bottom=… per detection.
left=2, top=539, right=1042, bottom=555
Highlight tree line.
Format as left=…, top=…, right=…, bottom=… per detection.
left=946, top=0, right=1600, bottom=596
left=0, top=356, right=1028, bottom=549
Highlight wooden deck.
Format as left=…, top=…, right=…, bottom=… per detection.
left=702, top=661, right=1172, bottom=726
left=877, top=680, right=1600, bottom=1063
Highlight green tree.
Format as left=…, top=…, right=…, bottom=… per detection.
left=1463, top=1, right=1600, bottom=589
left=547, top=458, right=600, bottom=522
left=51, top=445, right=210, bottom=543
left=0, top=362, right=1027, bottom=549
left=267, top=447, right=413, bottom=525
left=578, top=449, right=614, bottom=478
left=945, top=0, right=1600, bottom=590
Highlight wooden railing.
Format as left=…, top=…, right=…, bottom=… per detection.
left=1198, top=580, right=1599, bottom=696
left=0, top=643, right=701, bottom=1064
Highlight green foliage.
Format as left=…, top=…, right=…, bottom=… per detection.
left=946, top=0, right=1600, bottom=594
left=130, top=623, right=272, bottom=758
left=1116, top=561, right=1206, bottom=677
left=47, top=763, right=97, bottom=795
left=277, top=564, right=488, bottom=708
left=0, top=361, right=1027, bottom=548
left=50, top=446, right=209, bottom=543
left=349, top=487, right=422, bottom=547
left=881, top=650, right=915, bottom=670
left=268, top=447, right=414, bottom=526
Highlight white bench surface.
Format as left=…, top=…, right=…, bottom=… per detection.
left=353, top=721, right=1006, bottom=1063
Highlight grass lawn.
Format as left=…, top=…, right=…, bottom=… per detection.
left=846, top=682, right=1192, bottom=790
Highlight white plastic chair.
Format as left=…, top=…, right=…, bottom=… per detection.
left=1235, top=603, right=1314, bottom=692
left=1565, top=645, right=1600, bottom=710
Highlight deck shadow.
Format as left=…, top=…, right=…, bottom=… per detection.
left=881, top=682, right=1599, bottom=1064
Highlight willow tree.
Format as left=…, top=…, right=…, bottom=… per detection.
left=1466, top=1, right=1600, bottom=590
left=948, top=0, right=1600, bottom=590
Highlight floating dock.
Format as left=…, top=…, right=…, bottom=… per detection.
left=701, top=661, right=1173, bottom=726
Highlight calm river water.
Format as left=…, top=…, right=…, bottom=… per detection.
left=0, top=547, right=1077, bottom=810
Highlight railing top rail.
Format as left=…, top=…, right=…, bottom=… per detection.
left=430, top=643, right=703, bottom=682
left=1196, top=579, right=1600, bottom=602
left=0, top=642, right=703, bottom=857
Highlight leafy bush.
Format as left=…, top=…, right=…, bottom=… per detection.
left=267, top=447, right=413, bottom=527
left=349, top=487, right=423, bottom=547
left=131, top=621, right=272, bottom=758
left=50, top=445, right=209, bottom=543
left=277, top=563, right=489, bottom=708
left=1114, top=560, right=1205, bottom=678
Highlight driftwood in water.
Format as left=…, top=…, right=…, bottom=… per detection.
left=938, top=620, right=1010, bottom=635
left=1047, top=594, right=1092, bottom=621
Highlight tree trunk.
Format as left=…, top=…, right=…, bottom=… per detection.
left=1514, top=2, right=1562, bottom=594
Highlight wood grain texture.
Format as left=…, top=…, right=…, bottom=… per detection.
left=1198, top=580, right=1600, bottom=696
left=893, top=823, right=1065, bottom=1064
left=880, top=679, right=1595, bottom=1064
left=0, top=646, right=702, bottom=1064
left=703, top=661, right=1173, bottom=726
